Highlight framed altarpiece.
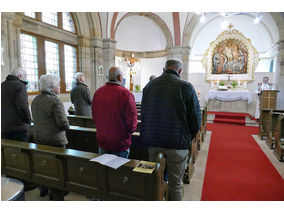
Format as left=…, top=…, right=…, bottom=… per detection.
left=202, top=27, right=260, bottom=83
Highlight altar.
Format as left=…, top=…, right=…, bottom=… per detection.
left=205, top=89, right=253, bottom=113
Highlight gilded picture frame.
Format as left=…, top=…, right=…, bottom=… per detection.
left=202, top=28, right=259, bottom=82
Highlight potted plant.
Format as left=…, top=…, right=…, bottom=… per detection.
left=134, top=84, right=141, bottom=92
left=231, top=81, right=238, bottom=89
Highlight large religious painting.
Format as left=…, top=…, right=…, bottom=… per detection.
left=212, top=39, right=248, bottom=74
left=202, top=27, right=259, bottom=82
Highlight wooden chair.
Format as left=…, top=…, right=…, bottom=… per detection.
left=265, top=111, right=283, bottom=149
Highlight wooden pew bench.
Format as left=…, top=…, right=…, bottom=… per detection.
left=258, top=109, right=284, bottom=139
left=67, top=115, right=141, bottom=131
left=265, top=110, right=284, bottom=149
left=1, top=139, right=168, bottom=201
left=273, top=113, right=284, bottom=162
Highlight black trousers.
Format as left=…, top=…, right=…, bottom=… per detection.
left=3, top=131, right=28, bottom=142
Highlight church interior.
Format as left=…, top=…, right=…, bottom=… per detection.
left=1, top=9, right=284, bottom=204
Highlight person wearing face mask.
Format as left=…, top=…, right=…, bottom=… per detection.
left=31, top=74, right=69, bottom=147
left=92, top=67, right=137, bottom=158
left=1, top=67, right=31, bottom=141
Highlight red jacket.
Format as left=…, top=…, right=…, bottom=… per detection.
left=92, top=82, right=137, bottom=151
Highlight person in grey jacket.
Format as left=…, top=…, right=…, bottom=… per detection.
left=70, top=72, right=92, bottom=116
left=1, top=67, right=31, bottom=141
left=31, top=74, right=69, bottom=147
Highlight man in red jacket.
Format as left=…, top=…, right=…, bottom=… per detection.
left=92, top=66, right=137, bottom=158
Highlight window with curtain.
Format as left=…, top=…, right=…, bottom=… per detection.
left=20, top=33, right=39, bottom=92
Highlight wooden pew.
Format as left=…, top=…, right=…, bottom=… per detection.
left=1, top=139, right=168, bottom=201
left=258, top=109, right=284, bottom=139
left=67, top=115, right=141, bottom=132
left=273, top=113, right=284, bottom=162
left=265, top=110, right=284, bottom=149
left=67, top=115, right=96, bottom=128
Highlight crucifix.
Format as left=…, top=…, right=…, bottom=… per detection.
left=125, top=53, right=140, bottom=91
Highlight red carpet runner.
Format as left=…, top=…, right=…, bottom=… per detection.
left=211, top=111, right=247, bottom=125
left=201, top=123, right=284, bottom=201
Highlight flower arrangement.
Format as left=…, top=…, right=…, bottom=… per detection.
left=219, top=81, right=225, bottom=86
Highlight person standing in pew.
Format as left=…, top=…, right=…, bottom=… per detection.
left=1, top=67, right=31, bottom=141
left=141, top=58, right=201, bottom=201
left=92, top=67, right=137, bottom=158
left=31, top=74, right=70, bottom=147
left=31, top=74, right=70, bottom=199
left=70, top=72, right=92, bottom=116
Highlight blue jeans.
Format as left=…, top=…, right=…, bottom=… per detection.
left=98, top=147, right=130, bottom=158
left=3, top=131, right=28, bottom=142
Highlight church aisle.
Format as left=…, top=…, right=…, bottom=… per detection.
left=201, top=123, right=284, bottom=201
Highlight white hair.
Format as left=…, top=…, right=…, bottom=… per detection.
left=74, top=72, right=84, bottom=82
left=165, top=58, right=183, bottom=71
left=107, top=67, right=123, bottom=81
left=39, top=74, right=60, bottom=91
left=11, top=67, right=26, bottom=77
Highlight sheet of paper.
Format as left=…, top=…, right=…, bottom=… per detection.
left=90, top=154, right=130, bottom=169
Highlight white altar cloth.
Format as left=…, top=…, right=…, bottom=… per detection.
left=132, top=92, right=142, bottom=102
left=205, top=89, right=253, bottom=104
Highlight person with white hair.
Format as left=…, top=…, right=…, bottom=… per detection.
left=31, top=74, right=69, bottom=147
left=141, top=58, right=201, bottom=201
left=254, top=76, right=273, bottom=119
left=1, top=67, right=31, bottom=141
left=92, top=66, right=137, bottom=158
left=70, top=72, right=92, bottom=116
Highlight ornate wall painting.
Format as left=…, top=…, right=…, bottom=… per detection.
left=202, top=28, right=260, bottom=82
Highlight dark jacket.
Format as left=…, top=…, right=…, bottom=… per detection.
left=31, top=91, right=69, bottom=147
left=1, top=75, right=31, bottom=133
left=70, top=82, right=92, bottom=116
left=141, top=69, right=201, bottom=150
left=92, top=82, right=137, bottom=152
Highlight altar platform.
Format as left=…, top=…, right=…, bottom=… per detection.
left=205, top=89, right=253, bottom=113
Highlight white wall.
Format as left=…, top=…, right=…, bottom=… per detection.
left=115, top=15, right=167, bottom=51
left=116, top=56, right=167, bottom=90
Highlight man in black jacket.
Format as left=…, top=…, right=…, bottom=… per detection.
left=141, top=58, right=201, bottom=201
left=1, top=67, right=31, bottom=141
left=70, top=72, right=92, bottom=116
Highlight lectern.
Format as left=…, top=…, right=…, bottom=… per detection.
left=259, top=90, right=279, bottom=110
left=258, top=90, right=279, bottom=139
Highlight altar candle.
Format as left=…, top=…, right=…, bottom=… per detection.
left=244, top=82, right=247, bottom=88
left=217, top=80, right=219, bottom=86
left=211, top=82, right=214, bottom=88
left=238, top=80, right=240, bottom=87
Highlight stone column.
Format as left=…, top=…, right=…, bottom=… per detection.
left=90, top=37, right=104, bottom=92
left=1, top=12, right=22, bottom=82
left=275, top=40, right=284, bottom=108
left=102, top=38, right=116, bottom=86
left=166, top=46, right=191, bottom=82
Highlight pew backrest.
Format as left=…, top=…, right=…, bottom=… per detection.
left=1, top=139, right=168, bottom=201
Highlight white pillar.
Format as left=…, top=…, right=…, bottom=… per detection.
left=166, top=46, right=191, bottom=82
left=275, top=40, right=284, bottom=109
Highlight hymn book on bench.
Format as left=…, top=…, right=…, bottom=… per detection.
left=90, top=154, right=130, bottom=169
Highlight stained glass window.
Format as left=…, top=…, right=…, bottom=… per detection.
left=64, top=45, right=77, bottom=91
left=20, top=33, right=39, bottom=92
left=63, top=12, right=76, bottom=33
left=24, top=12, right=36, bottom=19
left=45, top=41, right=60, bottom=77
left=42, top=12, right=58, bottom=27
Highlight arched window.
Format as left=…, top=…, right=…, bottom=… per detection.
left=21, top=12, right=78, bottom=94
